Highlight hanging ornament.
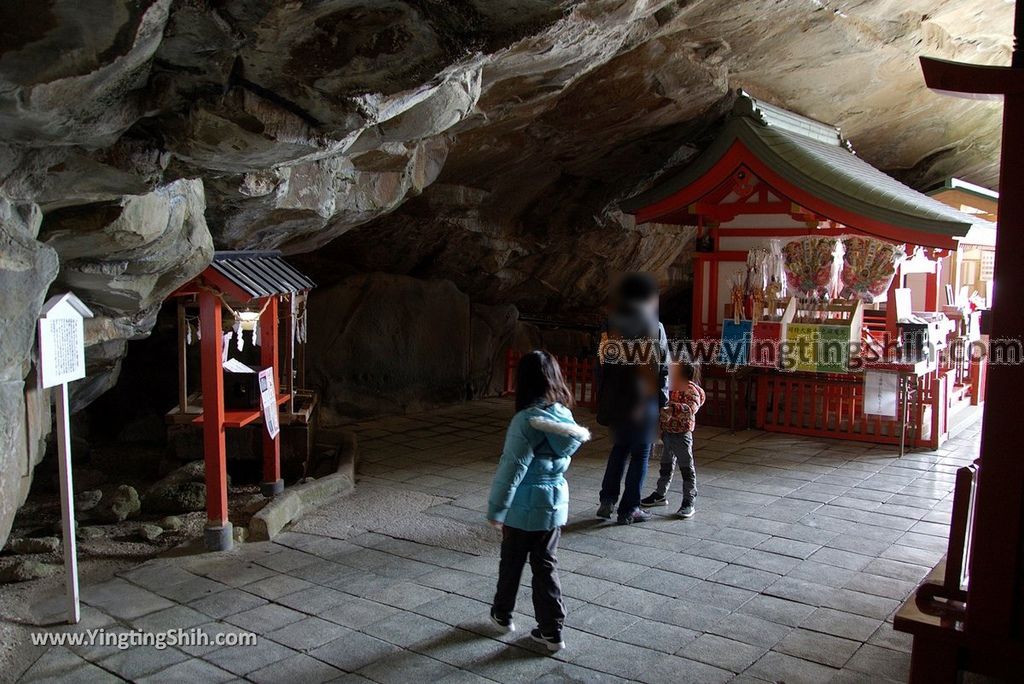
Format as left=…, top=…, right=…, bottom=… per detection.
left=221, top=333, right=231, bottom=363
left=253, top=319, right=260, bottom=346
left=185, top=321, right=192, bottom=345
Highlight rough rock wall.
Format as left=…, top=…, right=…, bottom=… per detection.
left=0, top=201, right=58, bottom=545
left=307, top=273, right=490, bottom=421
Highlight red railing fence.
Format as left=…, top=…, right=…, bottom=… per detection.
left=503, top=349, right=598, bottom=409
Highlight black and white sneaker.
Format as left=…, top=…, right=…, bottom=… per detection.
left=596, top=502, right=615, bottom=519
left=490, top=609, right=515, bottom=633
left=677, top=500, right=695, bottom=518
left=640, top=492, right=667, bottom=508
left=530, top=627, right=565, bottom=652
left=617, top=508, right=652, bottom=525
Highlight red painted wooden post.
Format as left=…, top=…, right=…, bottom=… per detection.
left=925, top=262, right=941, bottom=312
left=260, top=296, right=283, bottom=496
left=918, top=25, right=1024, bottom=641
left=199, top=290, right=232, bottom=550
left=885, top=262, right=902, bottom=341
left=692, top=255, right=705, bottom=339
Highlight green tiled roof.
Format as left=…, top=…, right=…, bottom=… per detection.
left=622, top=91, right=977, bottom=237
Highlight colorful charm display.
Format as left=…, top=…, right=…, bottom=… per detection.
left=730, top=272, right=746, bottom=323
left=783, top=237, right=842, bottom=297
left=840, top=237, right=905, bottom=302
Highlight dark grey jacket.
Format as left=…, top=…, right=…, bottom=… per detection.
left=595, top=304, right=669, bottom=426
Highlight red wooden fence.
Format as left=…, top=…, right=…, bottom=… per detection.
left=754, top=370, right=942, bottom=449
left=504, top=349, right=598, bottom=408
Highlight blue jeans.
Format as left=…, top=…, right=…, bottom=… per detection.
left=599, top=400, right=659, bottom=516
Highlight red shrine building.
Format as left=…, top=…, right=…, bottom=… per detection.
left=622, top=90, right=990, bottom=453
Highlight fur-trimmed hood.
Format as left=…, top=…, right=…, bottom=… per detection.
left=526, top=403, right=591, bottom=458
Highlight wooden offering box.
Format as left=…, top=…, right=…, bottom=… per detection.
left=784, top=300, right=863, bottom=373
left=750, top=298, right=796, bottom=368
left=720, top=319, right=753, bottom=366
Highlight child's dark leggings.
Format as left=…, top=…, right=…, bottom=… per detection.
left=492, top=525, right=565, bottom=634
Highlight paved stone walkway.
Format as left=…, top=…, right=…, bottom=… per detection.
left=20, top=397, right=979, bottom=683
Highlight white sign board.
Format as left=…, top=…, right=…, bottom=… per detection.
left=37, top=293, right=93, bottom=625
left=258, top=367, right=280, bottom=439
left=863, top=370, right=899, bottom=418
left=38, top=293, right=91, bottom=389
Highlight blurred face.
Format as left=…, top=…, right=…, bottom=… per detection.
left=670, top=363, right=686, bottom=387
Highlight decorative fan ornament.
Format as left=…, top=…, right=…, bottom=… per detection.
left=783, top=237, right=842, bottom=297
left=840, top=237, right=905, bottom=302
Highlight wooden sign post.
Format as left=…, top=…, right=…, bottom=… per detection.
left=37, top=293, right=93, bottom=625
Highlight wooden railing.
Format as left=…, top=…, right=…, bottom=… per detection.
left=504, top=349, right=598, bottom=408
left=754, top=369, right=943, bottom=448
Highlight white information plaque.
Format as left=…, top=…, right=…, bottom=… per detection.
left=864, top=370, right=899, bottom=418
left=38, top=294, right=91, bottom=389
left=258, top=367, right=280, bottom=439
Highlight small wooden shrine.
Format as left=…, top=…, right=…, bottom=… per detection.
left=167, top=251, right=315, bottom=551
left=622, top=90, right=989, bottom=450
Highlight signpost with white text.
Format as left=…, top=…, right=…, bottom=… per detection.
left=38, top=292, right=93, bottom=625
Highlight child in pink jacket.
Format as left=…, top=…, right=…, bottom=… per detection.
left=640, top=360, right=705, bottom=517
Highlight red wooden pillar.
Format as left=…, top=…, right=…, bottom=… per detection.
left=886, top=262, right=902, bottom=344
left=919, top=1, right=1024, bottom=645
left=692, top=254, right=705, bottom=339
left=966, top=76, right=1024, bottom=639
left=925, top=259, right=942, bottom=311
left=259, top=296, right=283, bottom=496
left=198, top=290, right=232, bottom=550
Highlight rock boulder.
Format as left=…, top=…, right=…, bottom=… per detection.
left=95, top=485, right=141, bottom=523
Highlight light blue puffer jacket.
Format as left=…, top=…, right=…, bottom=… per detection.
left=486, top=403, right=591, bottom=531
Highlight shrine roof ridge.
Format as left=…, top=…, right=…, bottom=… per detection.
left=209, top=250, right=315, bottom=299
left=621, top=89, right=981, bottom=241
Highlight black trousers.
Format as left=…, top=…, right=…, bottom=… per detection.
left=492, top=525, right=565, bottom=634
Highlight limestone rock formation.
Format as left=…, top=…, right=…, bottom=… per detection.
left=39, top=178, right=214, bottom=409
left=307, top=272, right=474, bottom=421
left=0, top=200, right=58, bottom=547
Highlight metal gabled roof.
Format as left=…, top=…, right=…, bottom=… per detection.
left=209, top=251, right=315, bottom=299
left=621, top=90, right=978, bottom=239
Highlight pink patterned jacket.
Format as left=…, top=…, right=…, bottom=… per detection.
left=659, top=381, right=706, bottom=434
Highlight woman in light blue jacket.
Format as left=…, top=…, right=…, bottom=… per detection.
left=486, top=350, right=591, bottom=652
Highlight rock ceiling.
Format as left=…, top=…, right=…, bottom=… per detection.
left=0, top=0, right=1010, bottom=379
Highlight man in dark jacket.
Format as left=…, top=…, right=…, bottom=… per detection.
left=595, top=273, right=669, bottom=524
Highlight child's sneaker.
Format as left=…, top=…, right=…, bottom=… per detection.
left=677, top=500, right=695, bottom=518
left=640, top=492, right=667, bottom=508
left=617, top=508, right=652, bottom=525
left=596, top=502, right=615, bottom=519
left=530, top=627, right=565, bottom=652
left=490, top=609, right=515, bottom=633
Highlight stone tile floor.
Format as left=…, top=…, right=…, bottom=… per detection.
left=20, top=397, right=980, bottom=683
